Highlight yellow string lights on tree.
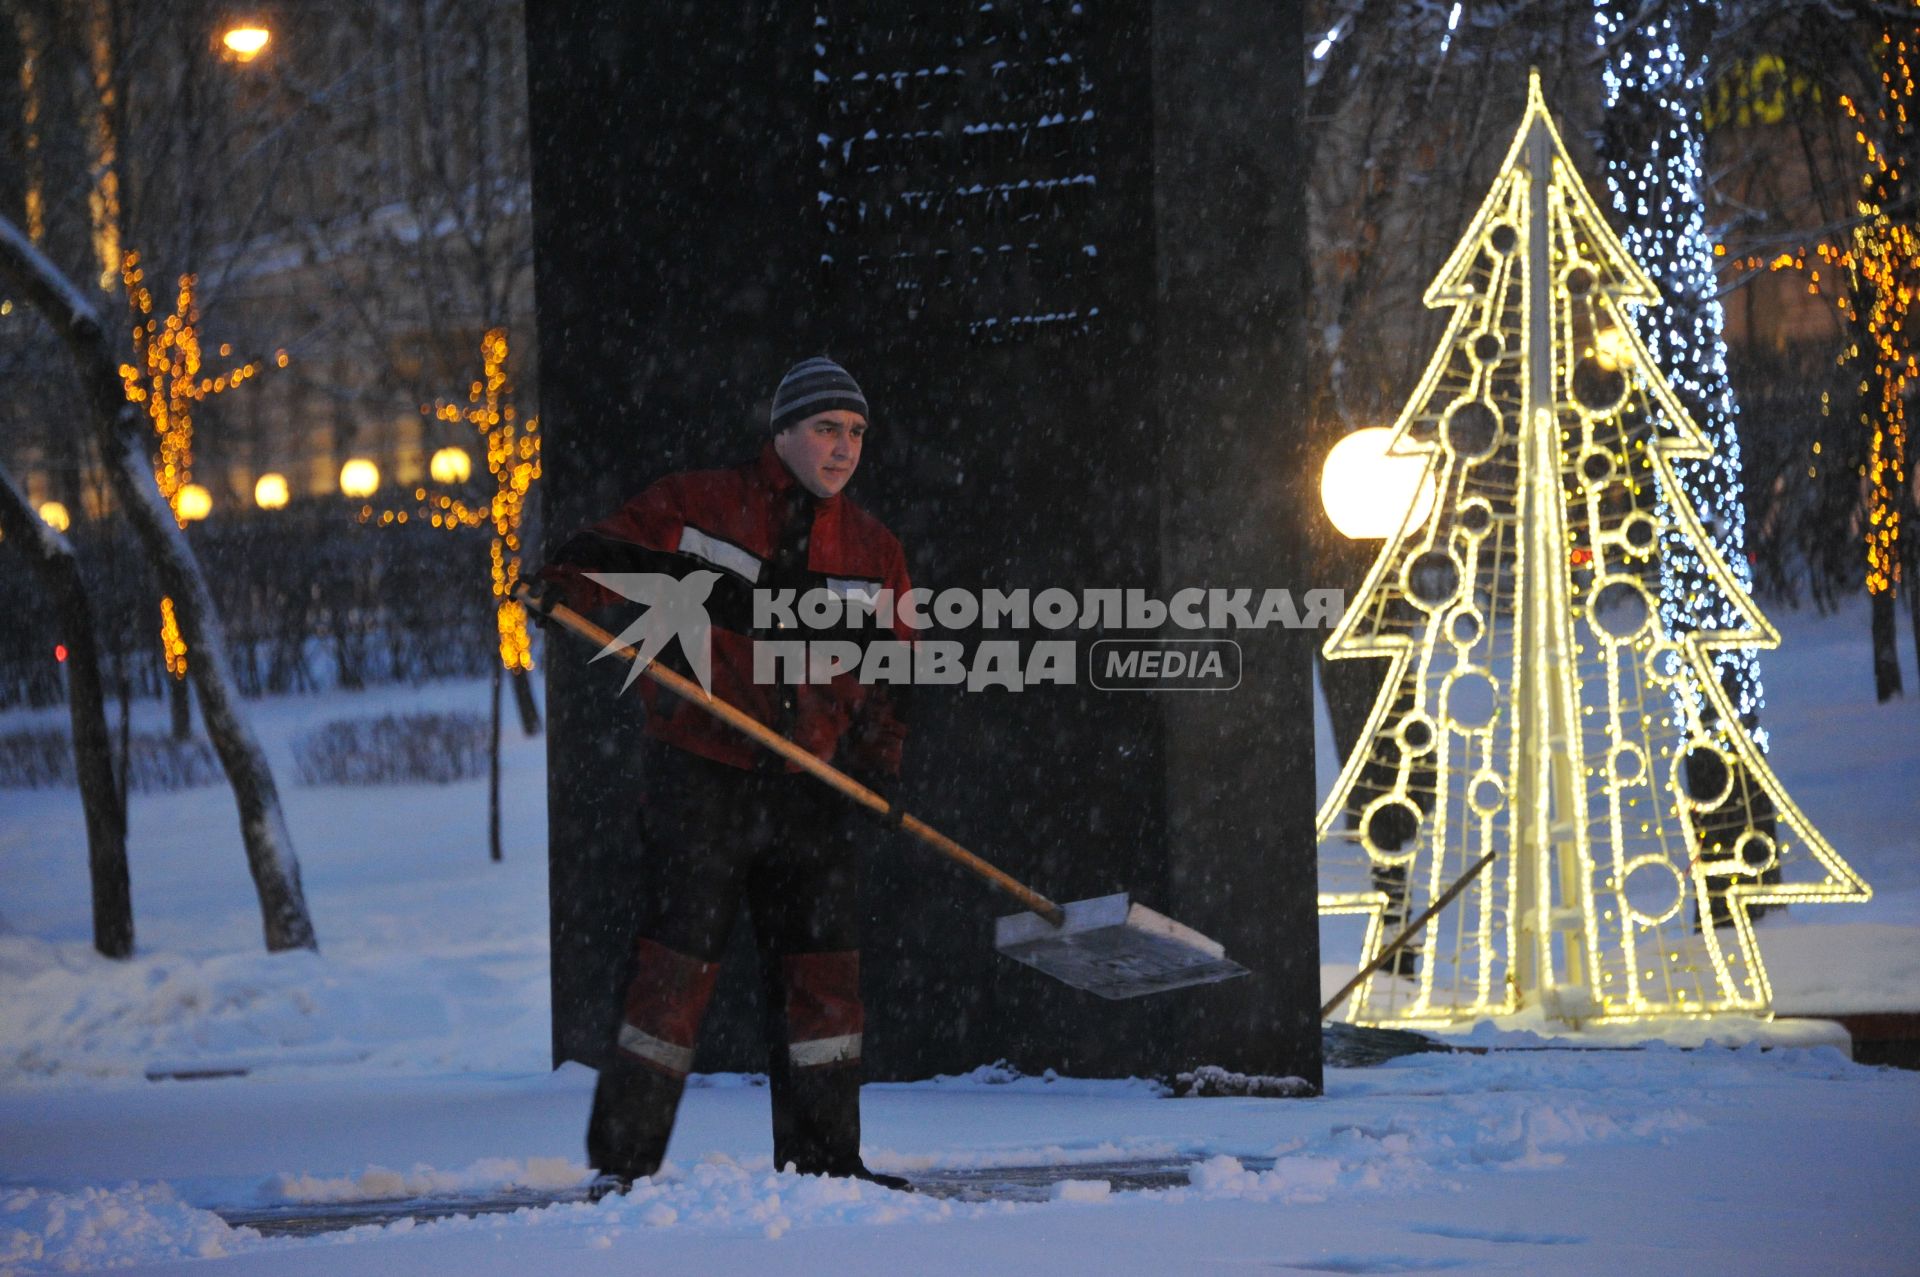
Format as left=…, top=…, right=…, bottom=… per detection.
left=1830, top=33, right=1913, bottom=602
left=381, top=328, right=541, bottom=675
left=1316, top=75, right=1870, bottom=1031
left=119, top=252, right=276, bottom=678
left=1736, top=30, right=1915, bottom=601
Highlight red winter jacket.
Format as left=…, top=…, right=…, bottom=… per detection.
left=539, top=443, right=913, bottom=777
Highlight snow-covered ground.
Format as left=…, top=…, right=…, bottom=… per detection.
left=4, top=1049, right=1915, bottom=1274
left=1, top=599, right=1916, bottom=1275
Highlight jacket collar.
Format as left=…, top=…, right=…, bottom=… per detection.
left=753, top=440, right=841, bottom=515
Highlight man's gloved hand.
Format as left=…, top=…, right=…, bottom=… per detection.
left=516, top=575, right=562, bottom=627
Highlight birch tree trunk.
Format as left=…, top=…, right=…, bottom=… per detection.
left=0, top=463, right=133, bottom=958
left=510, top=666, right=541, bottom=736
left=1872, top=589, right=1903, bottom=702
left=0, top=214, right=317, bottom=952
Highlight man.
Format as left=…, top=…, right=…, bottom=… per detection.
left=529, top=357, right=914, bottom=1192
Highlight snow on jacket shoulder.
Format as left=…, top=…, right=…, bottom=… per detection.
left=539, top=443, right=913, bottom=778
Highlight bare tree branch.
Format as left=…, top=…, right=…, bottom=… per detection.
left=0, top=211, right=317, bottom=953
left=0, top=458, right=132, bottom=958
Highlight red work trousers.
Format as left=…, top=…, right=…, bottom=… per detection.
left=587, top=745, right=866, bottom=1179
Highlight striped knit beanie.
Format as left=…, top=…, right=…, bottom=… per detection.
left=769, top=357, right=868, bottom=434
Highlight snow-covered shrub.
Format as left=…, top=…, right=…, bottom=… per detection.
left=0, top=729, right=220, bottom=792
left=291, top=712, right=490, bottom=786
left=0, top=730, right=66, bottom=789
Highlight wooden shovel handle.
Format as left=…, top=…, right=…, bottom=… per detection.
left=1320, top=850, right=1498, bottom=1021
left=519, top=583, right=1066, bottom=925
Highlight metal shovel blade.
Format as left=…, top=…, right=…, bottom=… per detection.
left=994, top=893, right=1250, bottom=1000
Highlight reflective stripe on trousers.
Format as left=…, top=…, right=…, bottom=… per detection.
left=782, top=950, right=863, bottom=1068
left=617, top=937, right=720, bottom=1079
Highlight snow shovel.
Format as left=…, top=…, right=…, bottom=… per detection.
left=518, top=582, right=1249, bottom=1000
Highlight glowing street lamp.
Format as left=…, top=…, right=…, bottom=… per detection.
left=254, top=472, right=289, bottom=510
left=1319, top=426, right=1436, bottom=539
left=37, top=501, right=71, bottom=533
left=221, top=24, right=270, bottom=62
left=339, top=458, right=380, bottom=498
left=429, top=445, right=472, bottom=486
left=175, top=483, right=213, bottom=522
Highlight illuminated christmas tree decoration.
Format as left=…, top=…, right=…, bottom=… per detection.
left=1316, top=75, right=1870, bottom=1029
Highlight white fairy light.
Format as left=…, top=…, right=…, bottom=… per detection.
left=1594, top=1, right=1767, bottom=743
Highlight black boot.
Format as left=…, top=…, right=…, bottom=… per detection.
left=838, top=1164, right=913, bottom=1192
left=768, top=1067, right=910, bottom=1189
left=772, top=1061, right=858, bottom=1172
left=771, top=1062, right=910, bottom=1187
left=586, top=1053, right=686, bottom=1183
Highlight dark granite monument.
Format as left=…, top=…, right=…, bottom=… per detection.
left=525, top=0, right=1318, bottom=1088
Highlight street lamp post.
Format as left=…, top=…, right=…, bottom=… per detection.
left=253, top=473, right=289, bottom=510
left=175, top=483, right=212, bottom=523
left=1320, top=426, right=1437, bottom=540
left=339, top=458, right=380, bottom=499
left=221, top=24, right=270, bottom=63
left=429, top=446, right=472, bottom=486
